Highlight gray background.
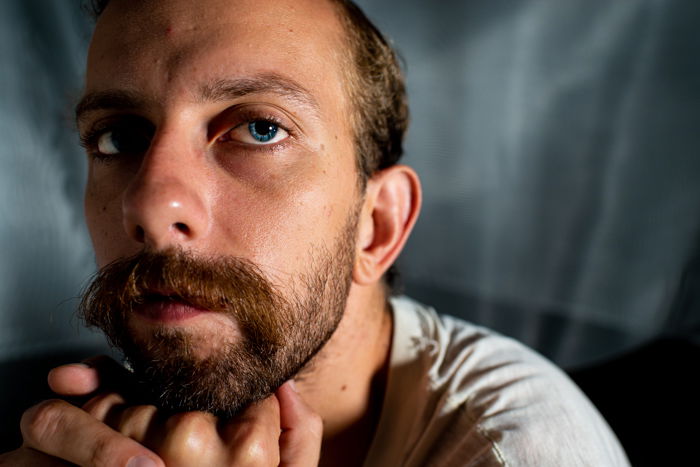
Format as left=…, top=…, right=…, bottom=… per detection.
left=1, top=0, right=699, bottom=448
left=357, top=0, right=700, bottom=367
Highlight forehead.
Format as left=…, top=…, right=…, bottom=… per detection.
left=86, top=0, right=348, bottom=112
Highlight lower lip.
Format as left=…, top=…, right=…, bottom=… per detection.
left=135, top=300, right=210, bottom=324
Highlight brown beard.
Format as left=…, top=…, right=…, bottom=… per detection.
left=78, top=212, right=358, bottom=418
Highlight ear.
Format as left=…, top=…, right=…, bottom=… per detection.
left=354, top=165, right=422, bottom=285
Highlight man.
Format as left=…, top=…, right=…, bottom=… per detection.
left=1, top=0, right=629, bottom=465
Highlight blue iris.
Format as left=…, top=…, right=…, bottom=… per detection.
left=248, top=121, right=278, bottom=143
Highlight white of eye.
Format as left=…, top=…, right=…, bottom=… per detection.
left=96, top=131, right=120, bottom=155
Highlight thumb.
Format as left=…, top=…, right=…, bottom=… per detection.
left=277, top=381, right=323, bottom=467
left=48, top=355, right=136, bottom=398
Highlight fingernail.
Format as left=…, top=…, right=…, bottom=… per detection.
left=127, top=456, right=157, bottom=467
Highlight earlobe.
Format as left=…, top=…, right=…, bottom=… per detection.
left=353, top=165, right=421, bottom=286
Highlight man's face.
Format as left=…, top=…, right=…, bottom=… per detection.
left=78, top=0, right=363, bottom=415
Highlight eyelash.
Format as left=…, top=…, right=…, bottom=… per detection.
left=218, top=109, right=295, bottom=147
left=79, top=109, right=296, bottom=160
left=78, top=114, right=152, bottom=160
left=79, top=129, right=105, bottom=152
left=79, top=124, right=122, bottom=161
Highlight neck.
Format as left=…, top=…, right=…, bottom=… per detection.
left=295, top=283, right=393, bottom=466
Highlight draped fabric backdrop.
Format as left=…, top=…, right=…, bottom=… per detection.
left=1, top=0, right=698, bottom=448
left=356, top=0, right=700, bottom=368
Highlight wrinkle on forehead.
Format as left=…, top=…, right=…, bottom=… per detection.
left=97, top=0, right=339, bottom=44
left=89, top=0, right=347, bottom=83
left=86, top=0, right=353, bottom=143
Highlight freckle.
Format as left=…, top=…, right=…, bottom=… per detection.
left=341, top=384, right=347, bottom=391
left=101, top=205, right=107, bottom=212
left=320, top=144, right=325, bottom=151
left=289, top=28, right=294, bottom=33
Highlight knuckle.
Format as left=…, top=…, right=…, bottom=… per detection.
left=117, top=404, right=158, bottom=439
left=20, top=399, right=67, bottom=446
left=161, top=412, right=219, bottom=458
left=226, top=419, right=280, bottom=466
left=237, top=436, right=279, bottom=466
left=82, top=393, right=107, bottom=414
left=166, top=411, right=214, bottom=432
left=227, top=418, right=262, bottom=445
left=83, top=392, right=125, bottom=419
left=118, top=404, right=156, bottom=428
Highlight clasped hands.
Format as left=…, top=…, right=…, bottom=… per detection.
left=0, top=357, right=322, bottom=466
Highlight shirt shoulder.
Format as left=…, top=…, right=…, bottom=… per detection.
left=364, top=296, right=630, bottom=467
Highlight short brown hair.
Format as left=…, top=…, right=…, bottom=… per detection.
left=329, top=0, right=409, bottom=183
left=85, top=0, right=409, bottom=182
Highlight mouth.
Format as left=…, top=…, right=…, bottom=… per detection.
left=134, top=291, right=212, bottom=324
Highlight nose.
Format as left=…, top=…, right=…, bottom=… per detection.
left=122, top=143, right=210, bottom=250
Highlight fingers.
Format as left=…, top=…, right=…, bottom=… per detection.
left=157, top=412, right=227, bottom=467
left=83, top=393, right=162, bottom=447
left=113, top=405, right=161, bottom=444
left=20, top=399, right=163, bottom=467
left=40, top=371, right=323, bottom=467
left=220, top=396, right=283, bottom=466
left=83, top=392, right=128, bottom=424
left=48, top=356, right=131, bottom=397
left=82, top=394, right=229, bottom=467
left=48, top=363, right=100, bottom=396
left=277, top=381, right=323, bottom=467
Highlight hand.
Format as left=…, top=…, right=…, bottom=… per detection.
left=0, top=358, right=163, bottom=466
left=1, top=358, right=322, bottom=466
left=81, top=381, right=321, bottom=466
left=0, top=397, right=164, bottom=466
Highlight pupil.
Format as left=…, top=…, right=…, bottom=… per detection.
left=254, top=121, right=274, bottom=136
left=249, top=121, right=278, bottom=142
left=112, top=128, right=148, bottom=153
left=111, top=129, right=128, bottom=152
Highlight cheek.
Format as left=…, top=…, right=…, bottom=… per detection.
left=212, top=164, right=355, bottom=277
left=84, top=173, right=127, bottom=265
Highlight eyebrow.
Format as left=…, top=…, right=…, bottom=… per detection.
left=75, top=73, right=320, bottom=124
left=199, top=74, right=320, bottom=115
left=75, top=89, right=145, bottom=124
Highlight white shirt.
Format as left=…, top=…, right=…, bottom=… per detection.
left=363, top=297, right=630, bottom=466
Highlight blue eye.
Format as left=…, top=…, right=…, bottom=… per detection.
left=248, top=121, right=278, bottom=143
left=222, top=119, right=288, bottom=145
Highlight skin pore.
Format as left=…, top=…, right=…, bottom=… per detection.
left=1, top=0, right=421, bottom=465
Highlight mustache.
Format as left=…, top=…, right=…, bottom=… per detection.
left=78, top=248, right=286, bottom=348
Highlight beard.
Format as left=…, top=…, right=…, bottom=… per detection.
left=78, top=211, right=358, bottom=418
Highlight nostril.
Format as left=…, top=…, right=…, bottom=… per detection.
left=173, top=222, right=190, bottom=236
left=134, top=225, right=145, bottom=242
